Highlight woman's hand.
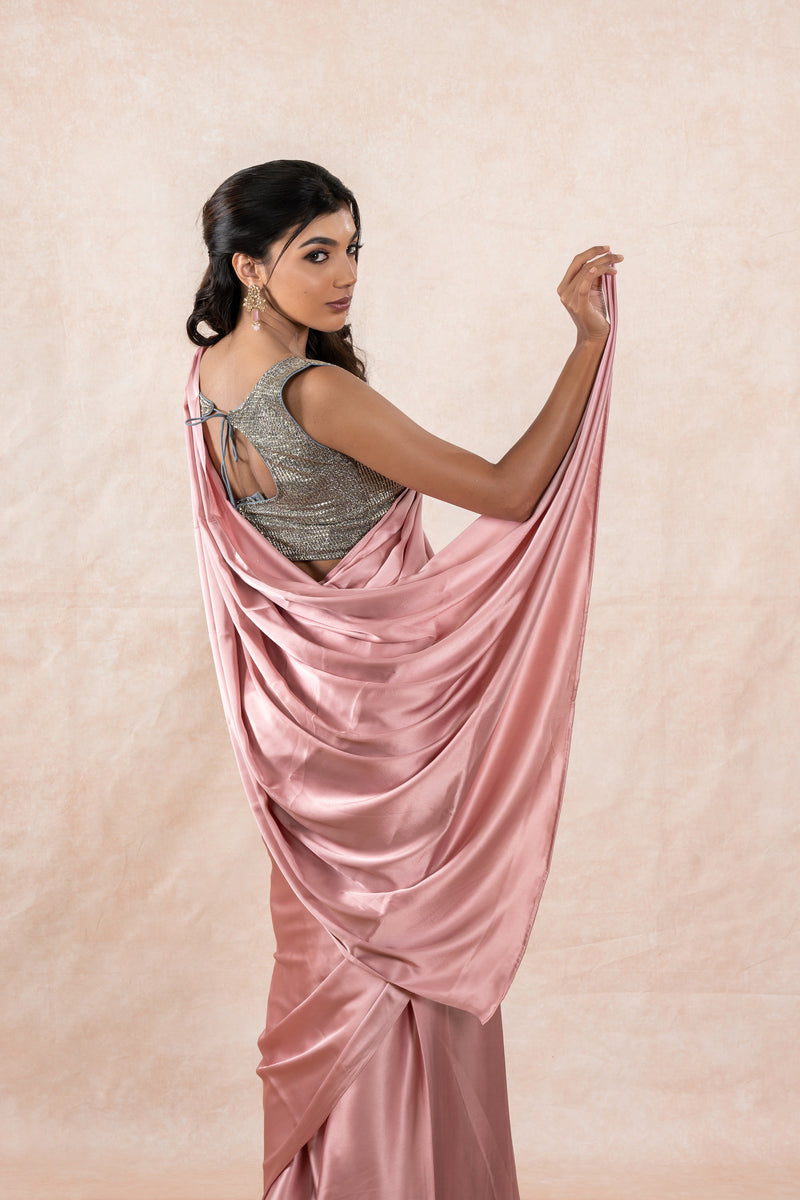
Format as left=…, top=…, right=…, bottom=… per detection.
left=557, top=246, right=623, bottom=345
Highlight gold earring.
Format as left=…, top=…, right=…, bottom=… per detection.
left=243, top=283, right=267, bottom=330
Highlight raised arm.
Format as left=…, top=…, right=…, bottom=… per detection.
left=289, top=247, right=622, bottom=521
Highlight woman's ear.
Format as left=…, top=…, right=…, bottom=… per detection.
left=231, top=252, right=267, bottom=289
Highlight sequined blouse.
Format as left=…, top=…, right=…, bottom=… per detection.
left=190, top=356, right=405, bottom=561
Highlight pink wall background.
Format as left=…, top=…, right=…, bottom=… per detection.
left=1, top=2, right=797, bottom=1197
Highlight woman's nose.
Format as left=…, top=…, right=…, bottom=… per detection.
left=335, top=255, right=357, bottom=287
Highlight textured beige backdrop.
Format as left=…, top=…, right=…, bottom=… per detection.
left=1, top=1, right=798, bottom=1198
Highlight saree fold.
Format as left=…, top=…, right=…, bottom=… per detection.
left=184, top=277, right=617, bottom=1196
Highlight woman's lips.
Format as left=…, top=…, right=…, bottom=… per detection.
left=326, top=298, right=351, bottom=311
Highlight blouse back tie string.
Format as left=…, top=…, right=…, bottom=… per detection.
left=186, top=405, right=239, bottom=506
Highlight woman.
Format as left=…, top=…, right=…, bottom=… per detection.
left=185, top=160, right=620, bottom=1200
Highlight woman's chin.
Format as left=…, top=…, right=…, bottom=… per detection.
left=311, top=312, right=351, bottom=333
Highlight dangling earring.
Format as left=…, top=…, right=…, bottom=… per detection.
left=243, top=283, right=267, bottom=330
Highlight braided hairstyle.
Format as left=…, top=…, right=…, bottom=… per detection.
left=187, top=160, right=366, bottom=380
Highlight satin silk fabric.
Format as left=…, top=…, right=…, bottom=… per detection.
left=184, top=276, right=617, bottom=1196
left=262, top=866, right=519, bottom=1199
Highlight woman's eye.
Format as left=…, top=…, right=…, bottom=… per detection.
left=305, top=244, right=362, bottom=263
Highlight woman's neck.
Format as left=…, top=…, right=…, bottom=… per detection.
left=233, top=311, right=308, bottom=359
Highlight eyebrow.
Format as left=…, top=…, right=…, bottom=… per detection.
left=298, top=234, right=358, bottom=248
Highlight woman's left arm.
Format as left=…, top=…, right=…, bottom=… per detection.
left=287, top=247, right=621, bottom=520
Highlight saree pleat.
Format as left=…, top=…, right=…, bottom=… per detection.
left=184, top=278, right=617, bottom=1197
left=262, top=870, right=519, bottom=1200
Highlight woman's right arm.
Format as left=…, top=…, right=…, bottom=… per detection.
left=291, top=246, right=622, bottom=521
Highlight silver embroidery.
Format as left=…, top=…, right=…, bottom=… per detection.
left=200, top=358, right=404, bottom=561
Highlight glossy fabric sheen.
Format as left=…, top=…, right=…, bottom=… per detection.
left=198, top=357, right=404, bottom=561
left=184, top=278, right=617, bottom=1198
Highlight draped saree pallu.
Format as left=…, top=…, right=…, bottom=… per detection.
left=184, top=277, right=618, bottom=1200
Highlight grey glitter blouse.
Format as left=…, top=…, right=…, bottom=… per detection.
left=189, top=356, right=405, bottom=561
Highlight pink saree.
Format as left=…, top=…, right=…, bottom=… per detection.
left=184, top=277, right=617, bottom=1199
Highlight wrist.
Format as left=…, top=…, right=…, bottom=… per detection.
left=574, top=330, right=608, bottom=356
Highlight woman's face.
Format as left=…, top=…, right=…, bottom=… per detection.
left=262, top=206, right=359, bottom=331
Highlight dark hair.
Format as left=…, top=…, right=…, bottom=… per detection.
left=187, top=160, right=366, bottom=380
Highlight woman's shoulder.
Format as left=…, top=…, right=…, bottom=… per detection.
left=281, top=360, right=368, bottom=439
left=291, top=359, right=364, bottom=397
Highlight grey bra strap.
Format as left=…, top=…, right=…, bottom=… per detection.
left=186, top=402, right=239, bottom=505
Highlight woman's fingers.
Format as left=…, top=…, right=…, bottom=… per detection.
left=555, top=246, right=624, bottom=339
left=558, top=246, right=608, bottom=292
left=558, top=248, right=623, bottom=294
left=582, top=256, right=622, bottom=287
